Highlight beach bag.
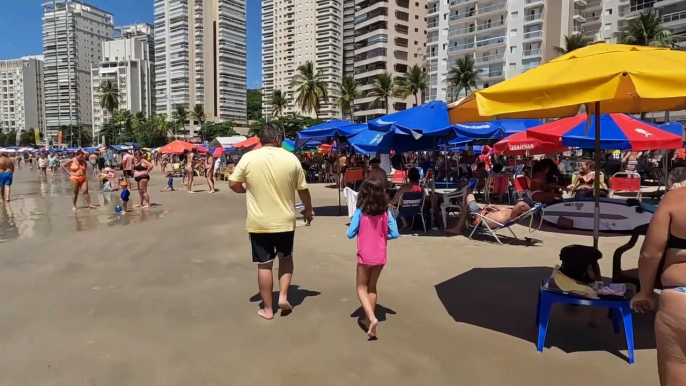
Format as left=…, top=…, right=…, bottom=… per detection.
left=559, top=244, right=602, bottom=284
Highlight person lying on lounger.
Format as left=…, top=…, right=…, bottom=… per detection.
left=446, top=193, right=532, bottom=234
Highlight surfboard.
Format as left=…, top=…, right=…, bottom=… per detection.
left=542, top=197, right=656, bottom=232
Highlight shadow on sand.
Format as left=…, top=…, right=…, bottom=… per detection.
left=311, top=205, right=346, bottom=217
left=435, top=266, right=656, bottom=362
left=250, top=285, right=321, bottom=314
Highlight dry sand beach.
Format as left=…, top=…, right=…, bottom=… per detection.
left=0, top=168, right=659, bottom=385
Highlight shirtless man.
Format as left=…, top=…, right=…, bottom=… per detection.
left=122, top=151, right=135, bottom=187
left=337, top=154, right=347, bottom=190
left=88, top=152, right=99, bottom=176
left=205, top=150, right=216, bottom=193
left=185, top=149, right=197, bottom=193
left=0, top=152, right=15, bottom=203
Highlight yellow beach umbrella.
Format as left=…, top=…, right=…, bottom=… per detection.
left=448, top=43, right=686, bottom=248
left=449, top=43, right=686, bottom=123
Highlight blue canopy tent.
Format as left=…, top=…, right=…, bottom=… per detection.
left=451, top=119, right=543, bottom=140
left=295, top=119, right=367, bottom=150
left=346, top=128, right=438, bottom=154
left=367, top=101, right=453, bottom=137
left=109, top=142, right=141, bottom=151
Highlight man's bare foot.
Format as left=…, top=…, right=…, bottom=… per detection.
left=257, top=309, right=274, bottom=320
left=143, top=205, right=150, bottom=208
left=367, top=318, right=378, bottom=339
left=88, top=205, right=97, bottom=209
left=208, top=190, right=215, bottom=193
left=133, top=204, right=142, bottom=208
left=278, top=300, right=292, bottom=316
left=72, top=206, right=77, bottom=211
left=187, top=190, right=196, bottom=194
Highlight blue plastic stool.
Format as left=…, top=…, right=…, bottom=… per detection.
left=536, top=281, right=635, bottom=364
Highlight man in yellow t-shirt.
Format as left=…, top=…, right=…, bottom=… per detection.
left=229, top=123, right=314, bottom=321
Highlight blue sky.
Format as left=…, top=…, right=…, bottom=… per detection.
left=0, top=0, right=262, bottom=88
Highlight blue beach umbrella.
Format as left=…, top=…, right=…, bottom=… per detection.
left=347, top=128, right=437, bottom=154
left=368, top=101, right=452, bottom=137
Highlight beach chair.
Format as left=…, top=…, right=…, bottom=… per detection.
left=345, top=167, right=364, bottom=188
left=440, top=178, right=477, bottom=229
left=392, top=170, right=408, bottom=186
left=468, top=203, right=546, bottom=245
left=484, top=174, right=510, bottom=204
left=397, top=191, right=427, bottom=234
left=512, top=175, right=530, bottom=201
left=609, top=172, right=642, bottom=199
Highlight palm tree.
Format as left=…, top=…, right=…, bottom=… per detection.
left=99, top=80, right=120, bottom=120
left=554, top=34, right=591, bottom=55
left=614, top=12, right=674, bottom=47
left=290, top=61, right=329, bottom=118
left=270, top=90, right=289, bottom=118
left=369, top=72, right=397, bottom=114
left=395, top=64, right=428, bottom=106
left=447, top=55, right=481, bottom=102
left=191, top=104, right=206, bottom=141
left=171, top=105, right=188, bottom=139
left=335, top=76, right=359, bottom=119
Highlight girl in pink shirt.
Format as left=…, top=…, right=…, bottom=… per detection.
left=347, top=177, right=399, bottom=339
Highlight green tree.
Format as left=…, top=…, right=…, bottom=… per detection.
left=290, top=61, right=329, bottom=118
left=395, top=64, right=428, bottom=106
left=369, top=72, right=397, bottom=114
left=19, top=128, right=38, bottom=146
left=3, top=131, right=17, bottom=147
left=270, top=89, right=289, bottom=118
left=171, top=105, right=188, bottom=139
left=554, top=34, right=591, bottom=55
left=99, top=80, right=120, bottom=125
left=200, top=121, right=237, bottom=142
left=99, top=121, right=117, bottom=146
left=335, top=76, right=359, bottom=119
left=448, top=55, right=481, bottom=101
left=191, top=104, right=207, bottom=141
left=247, top=89, right=263, bottom=120
left=614, top=12, right=674, bottom=47
left=61, top=125, right=92, bottom=147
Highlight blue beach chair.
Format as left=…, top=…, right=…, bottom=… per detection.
left=468, top=203, right=546, bottom=244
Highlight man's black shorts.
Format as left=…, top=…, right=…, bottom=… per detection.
left=123, top=170, right=133, bottom=177
left=249, top=231, right=295, bottom=264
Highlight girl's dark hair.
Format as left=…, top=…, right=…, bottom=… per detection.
left=356, top=177, right=388, bottom=216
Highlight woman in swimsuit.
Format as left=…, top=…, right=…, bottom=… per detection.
left=622, top=151, right=642, bottom=174
left=185, top=149, right=197, bottom=193
left=63, top=150, right=96, bottom=210
left=632, top=183, right=686, bottom=385
left=133, top=150, right=154, bottom=208
left=160, top=153, right=168, bottom=174
left=568, top=160, right=608, bottom=198
left=529, top=161, right=562, bottom=205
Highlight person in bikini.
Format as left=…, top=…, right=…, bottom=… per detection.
left=568, top=160, right=608, bottom=198
left=184, top=148, right=197, bottom=193
left=63, top=150, right=96, bottom=210
left=133, top=150, right=154, bottom=208
left=632, top=181, right=686, bottom=385
left=205, top=150, right=216, bottom=193
left=0, top=152, right=14, bottom=203
left=528, top=161, right=563, bottom=205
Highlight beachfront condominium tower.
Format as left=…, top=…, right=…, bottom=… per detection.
left=91, top=38, right=154, bottom=142
left=42, top=1, right=114, bottom=140
left=428, top=0, right=585, bottom=103
left=154, top=0, right=247, bottom=133
left=0, top=57, right=46, bottom=137
left=352, top=0, right=427, bottom=122
left=261, top=0, right=344, bottom=120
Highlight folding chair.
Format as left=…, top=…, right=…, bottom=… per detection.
left=468, top=203, right=546, bottom=245
left=440, top=178, right=477, bottom=228
left=609, top=172, right=642, bottom=199
left=397, top=191, right=427, bottom=234
left=485, top=174, right=510, bottom=204
left=392, top=170, right=408, bottom=186
left=512, top=175, right=530, bottom=201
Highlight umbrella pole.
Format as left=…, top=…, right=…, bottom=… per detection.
left=593, top=102, right=601, bottom=249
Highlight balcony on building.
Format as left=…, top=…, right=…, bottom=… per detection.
left=524, top=0, right=544, bottom=8
left=449, top=19, right=506, bottom=39
left=572, top=26, right=586, bottom=35
left=449, top=2, right=507, bottom=25
left=522, top=28, right=543, bottom=41
left=585, top=0, right=602, bottom=9
left=523, top=9, right=543, bottom=24
left=661, top=8, right=686, bottom=29
left=574, top=0, right=587, bottom=5
left=573, top=10, right=586, bottom=23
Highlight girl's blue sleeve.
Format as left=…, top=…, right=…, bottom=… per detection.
left=387, top=210, right=400, bottom=240
left=347, top=208, right=362, bottom=239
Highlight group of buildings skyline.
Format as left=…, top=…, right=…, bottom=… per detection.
left=1, top=0, right=686, bottom=144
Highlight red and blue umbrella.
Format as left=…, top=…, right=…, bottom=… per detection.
left=526, top=113, right=683, bottom=151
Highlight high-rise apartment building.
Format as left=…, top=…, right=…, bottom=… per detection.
left=261, top=0, right=343, bottom=120
left=0, top=57, right=46, bottom=135
left=91, top=38, right=154, bottom=141
left=352, top=0, right=427, bottom=122
left=154, top=0, right=247, bottom=133
left=343, top=0, right=357, bottom=78
left=118, top=23, right=156, bottom=63
left=42, top=1, right=114, bottom=139
left=428, top=0, right=581, bottom=103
